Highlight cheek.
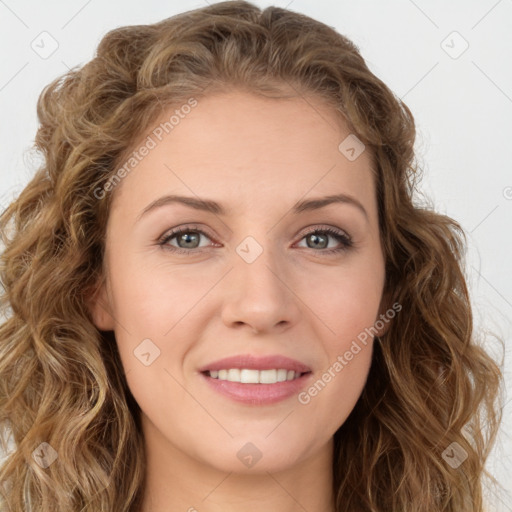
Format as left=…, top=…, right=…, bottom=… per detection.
left=296, top=271, right=381, bottom=428
left=109, top=257, right=209, bottom=334
left=304, top=259, right=384, bottom=341
left=297, top=259, right=383, bottom=406
left=106, top=262, right=205, bottom=421
left=106, top=258, right=223, bottom=391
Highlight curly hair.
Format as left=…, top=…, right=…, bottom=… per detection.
left=0, top=1, right=503, bottom=510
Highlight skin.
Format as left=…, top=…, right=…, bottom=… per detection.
left=90, top=90, right=387, bottom=512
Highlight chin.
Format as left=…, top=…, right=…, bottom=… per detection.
left=196, top=436, right=315, bottom=474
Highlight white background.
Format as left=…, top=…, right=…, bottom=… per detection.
left=0, top=0, right=510, bottom=508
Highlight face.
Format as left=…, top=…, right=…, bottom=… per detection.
left=90, top=90, right=387, bottom=475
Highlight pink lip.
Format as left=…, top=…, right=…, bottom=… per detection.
left=198, top=354, right=312, bottom=373
left=198, top=354, right=313, bottom=405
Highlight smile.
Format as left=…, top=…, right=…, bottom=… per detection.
left=206, top=368, right=304, bottom=383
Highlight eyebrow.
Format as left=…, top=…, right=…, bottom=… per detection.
left=137, top=193, right=368, bottom=221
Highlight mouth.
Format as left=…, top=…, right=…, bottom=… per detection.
left=198, top=354, right=313, bottom=405
left=203, top=368, right=308, bottom=383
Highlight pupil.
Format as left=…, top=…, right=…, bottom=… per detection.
left=309, top=233, right=327, bottom=249
left=180, top=232, right=199, bottom=248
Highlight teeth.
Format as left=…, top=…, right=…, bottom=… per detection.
left=227, top=369, right=240, bottom=382
left=241, top=369, right=260, bottom=384
left=207, top=368, right=300, bottom=384
left=276, top=369, right=288, bottom=382
left=259, top=369, right=276, bottom=384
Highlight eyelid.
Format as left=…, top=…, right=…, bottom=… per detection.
left=297, top=224, right=351, bottom=241
left=157, top=226, right=219, bottom=256
left=158, top=223, right=216, bottom=243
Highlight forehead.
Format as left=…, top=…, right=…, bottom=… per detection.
left=110, top=91, right=377, bottom=218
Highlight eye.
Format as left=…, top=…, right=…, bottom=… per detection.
left=158, top=224, right=353, bottom=256
left=295, top=227, right=353, bottom=255
left=158, top=225, right=215, bottom=254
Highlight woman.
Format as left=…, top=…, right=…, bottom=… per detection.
left=0, top=1, right=503, bottom=511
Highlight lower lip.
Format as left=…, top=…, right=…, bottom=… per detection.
left=200, top=372, right=312, bottom=405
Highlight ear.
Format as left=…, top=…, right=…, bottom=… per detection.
left=87, top=277, right=116, bottom=332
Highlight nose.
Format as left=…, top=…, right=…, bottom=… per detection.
left=220, top=240, right=302, bottom=335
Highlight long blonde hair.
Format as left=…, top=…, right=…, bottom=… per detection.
left=0, top=2, right=502, bottom=510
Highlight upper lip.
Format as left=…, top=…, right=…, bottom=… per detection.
left=198, top=354, right=312, bottom=374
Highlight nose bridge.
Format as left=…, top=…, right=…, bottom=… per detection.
left=236, top=234, right=283, bottom=294
left=220, top=232, right=299, bottom=333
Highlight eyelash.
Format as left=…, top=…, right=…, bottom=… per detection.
left=157, top=224, right=353, bottom=256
